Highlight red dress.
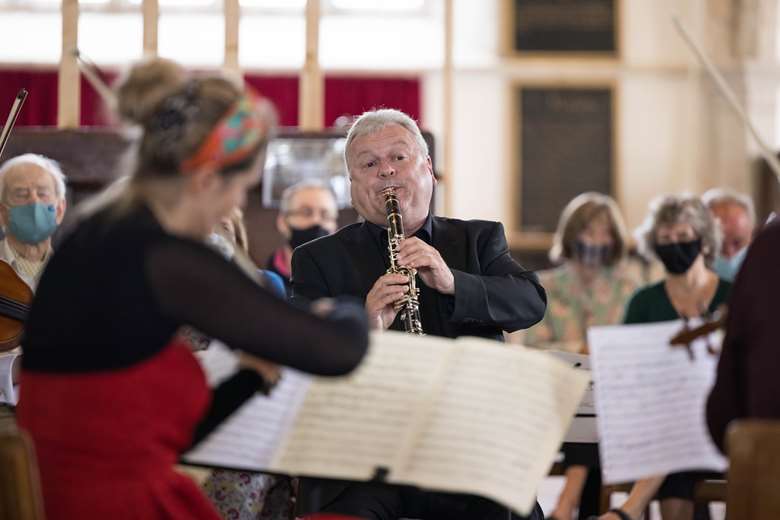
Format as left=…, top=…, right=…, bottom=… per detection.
left=16, top=203, right=367, bottom=519
left=18, top=340, right=222, bottom=520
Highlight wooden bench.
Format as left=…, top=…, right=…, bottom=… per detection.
left=0, top=429, right=45, bottom=520
left=726, top=420, right=780, bottom=520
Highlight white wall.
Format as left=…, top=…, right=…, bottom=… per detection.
left=1, top=0, right=773, bottom=230
left=424, top=0, right=775, bottom=235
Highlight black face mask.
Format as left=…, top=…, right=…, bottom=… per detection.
left=574, top=240, right=612, bottom=268
left=654, top=238, right=702, bottom=275
left=288, top=224, right=329, bottom=250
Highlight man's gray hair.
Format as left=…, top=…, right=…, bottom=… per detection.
left=0, top=153, right=67, bottom=202
left=636, top=194, right=721, bottom=268
left=701, top=188, right=755, bottom=224
left=279, top=179, right=336, bottom=214
left=344, top=109, right=428, bottom=172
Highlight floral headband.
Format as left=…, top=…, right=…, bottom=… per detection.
left=180, top=89, right=272, bottom=174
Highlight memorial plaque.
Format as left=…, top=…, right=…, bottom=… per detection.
left=516, top=86, right=614, bottom=233
left=508, top=0, right=618, bottom=55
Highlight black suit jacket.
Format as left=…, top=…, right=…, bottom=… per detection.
left=292, top=216, right=546, bottom=340
left=290, top=217, right=547, bottom=516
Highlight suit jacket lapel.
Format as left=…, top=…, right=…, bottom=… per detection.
left=432, top=217, right=466, bottom=272
left=431, top=218, right=467, bottom=336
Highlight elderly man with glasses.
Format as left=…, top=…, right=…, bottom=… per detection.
left=0, top=153, right=67, bottom=431
left=266, top=179, right=340, bottom=295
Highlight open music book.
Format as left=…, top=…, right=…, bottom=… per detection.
left=185, top=331, right=589, bottom=515
left=546, top=350, right=597, bottom=443
left=588, top=320, right=728, bottom=485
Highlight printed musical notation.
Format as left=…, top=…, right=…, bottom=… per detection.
left=185, top=332, right=589, bottom=515
left=588, top=321, right=727, bottom=484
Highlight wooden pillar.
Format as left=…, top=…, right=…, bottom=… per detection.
left=299, top=0, right=324, bottom=130
left=442, top=0, right=454, bottom=217
left=142, top=0, right=159, bottom=57
left=58, top=0, right=80, bottom=128
left=224, top=0, right=241, bottom=79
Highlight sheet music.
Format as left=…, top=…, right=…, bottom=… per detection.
left=194, top=340, right=241, bottom=387
left=394, top=340, right=589, bottom=515
left=184, top=368, right=312, bottom=470
left=546, top=350, right=595, bottom=414
left=588, top=321, right=727, bottom=484
left=269, top=331, right=452, bottom=481
left=185, top=331, right=589, bottom=515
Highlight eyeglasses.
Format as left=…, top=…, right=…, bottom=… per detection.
left=285, top=207, right=338, bottom=222
left=6, top=187, right=56, bottom=205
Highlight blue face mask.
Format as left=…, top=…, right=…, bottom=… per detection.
left=712, top=246, right=748, bottom=282
left=7, top=202, right=58, bottom=244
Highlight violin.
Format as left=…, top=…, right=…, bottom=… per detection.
left=0, top=89, right=30, bottom=352
left=0, top=261, right=32, bottom=352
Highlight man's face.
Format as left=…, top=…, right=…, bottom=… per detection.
left=347, top=124, right=435, bottom=229
left=710, top=202, right=754, bottom=258
left=0, top=163, right=66, bottom=228
left=278, top=187, right=339, bottom=238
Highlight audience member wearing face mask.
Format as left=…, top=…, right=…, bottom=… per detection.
left=0, top=153, right=67, bottom=432
left=266, top=180, right=339, bottom=294
left=592, top=194, right=730, bottom=520
left=0, top=153, right=67, bottom=289
left=521, top=193, right=643, bottom=520
left=523, top=192, right=642, bottom=355
left=702, top=188, right=755, bottom=282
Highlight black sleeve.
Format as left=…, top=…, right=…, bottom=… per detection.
left=449, top=222, right=547, bottom=332
left=145, top=238, right=369, bottom=377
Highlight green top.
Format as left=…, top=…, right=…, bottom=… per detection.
left=623, top=279, right=732, bottom=325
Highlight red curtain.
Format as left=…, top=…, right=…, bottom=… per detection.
left=0, top=68, right=59, bottom=126
left=0, top=68, right=118, bottom=127
left=81, top=70, right=118, bottom=127
left=243, top=75, right=299, bottom=127
left=0, top=67, right=421, bottom=128
left=324, top=76, right=421, bottom=126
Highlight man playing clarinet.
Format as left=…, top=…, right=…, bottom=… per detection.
left=291, top=108, right=547, bottom=520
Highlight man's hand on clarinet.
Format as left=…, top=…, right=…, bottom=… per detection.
left=396, top=238, right=455, bottom=295
left=365, top=273, right=408, bottom=330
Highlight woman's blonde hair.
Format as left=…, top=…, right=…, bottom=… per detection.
left=636, top=194, right=722, bottom=268
left=114, top=57, right=187, bottom=126
left=227, top=207, right=249, bottom=254
left=80, top=62, right=275, bottom=220
left=549, top=192, right=629, bottom=266
left=123, top=76, right=262, bottom=179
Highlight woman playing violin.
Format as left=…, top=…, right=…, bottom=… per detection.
left=16, top=72, right=369, bottom=520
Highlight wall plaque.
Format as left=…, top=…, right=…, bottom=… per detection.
left=515, top=86, right=614, bottom=234
left=508, top=0, right=618, bottom=55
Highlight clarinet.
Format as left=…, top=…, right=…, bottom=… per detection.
left=383, top=187, right=424, bottom=335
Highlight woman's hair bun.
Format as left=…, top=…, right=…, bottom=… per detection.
left=114, top=57, right=187, bottom=125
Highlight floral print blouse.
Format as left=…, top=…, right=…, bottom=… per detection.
left=522, top=261, right=652, bottom=353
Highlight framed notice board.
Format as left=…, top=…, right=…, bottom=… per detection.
left=512, top=85, right=615, bottom=239
left=504, top=0, right=619, bottom=56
